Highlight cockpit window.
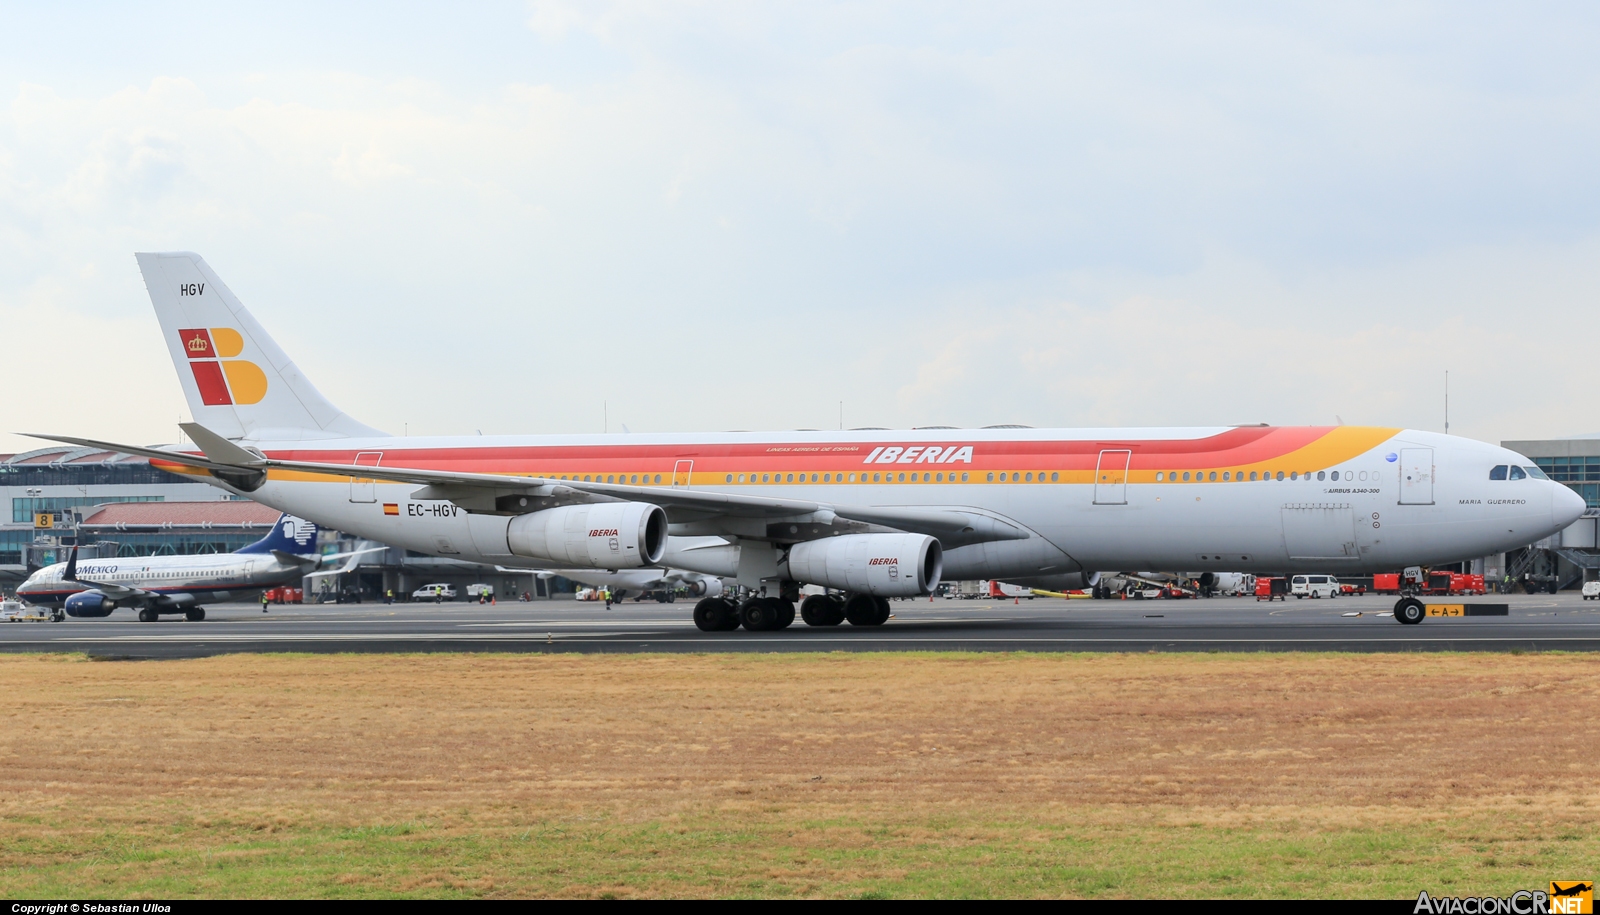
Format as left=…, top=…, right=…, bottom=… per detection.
left=1508, top=466, right=1526, bottom=480
left=1525, top=466, right=1550, bottom=480
left=1489, top=465, right=1508, bottom=480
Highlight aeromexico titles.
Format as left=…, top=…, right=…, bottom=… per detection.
left=16, top=513, right=376, bottom=621
left=28, top=252, right=1585, bottom=630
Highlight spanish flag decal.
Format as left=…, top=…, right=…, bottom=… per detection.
left=179, top=328, right=267, bottom=405
left=383, top=503, right=399, bottom=516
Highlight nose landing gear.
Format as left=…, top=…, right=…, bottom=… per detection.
left=1394, top=597, right=1425, bottom=625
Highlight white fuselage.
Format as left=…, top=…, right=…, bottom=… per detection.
left=156, top=426, right=1585, bottom=584
left=17, top=553, right=302, bottom=608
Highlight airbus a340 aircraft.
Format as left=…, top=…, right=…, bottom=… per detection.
left=31, top=252, right=1585, bottom=630
left=17, top=513, right=372, bottom=621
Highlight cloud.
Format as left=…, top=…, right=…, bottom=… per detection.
left=1, top=3, right=1598, bottom=454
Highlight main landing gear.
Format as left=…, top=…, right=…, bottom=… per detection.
left=694, top=592, right=891, bottom=632
left=692, top=596, right=794, bottom=632
left=134, top=606, right=207, bottom=622
left=799, top=593, right=888, bottom=627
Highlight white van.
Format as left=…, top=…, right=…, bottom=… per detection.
left=412, top=583, right=457, bottom=602
left=1291, top=575, right=1339, bottom=599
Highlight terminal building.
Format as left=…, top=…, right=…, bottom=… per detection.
left=1498, top=437, right=1600, bottom=591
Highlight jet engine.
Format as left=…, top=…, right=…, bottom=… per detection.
left=63, top=591, right=115, bottom=618
left=506, top=502, right=667, bottom=569
left=784, top=533, right=942, bottom=597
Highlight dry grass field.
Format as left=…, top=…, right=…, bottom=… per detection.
left=1, top=651, right=1597, bottom=898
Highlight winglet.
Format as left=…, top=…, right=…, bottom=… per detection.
left=64, top=544, right=79, bottom=582
left=179, top=422, right=266, bottom=466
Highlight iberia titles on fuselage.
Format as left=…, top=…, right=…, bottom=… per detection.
left=29, top=252, right=1586, bottom=625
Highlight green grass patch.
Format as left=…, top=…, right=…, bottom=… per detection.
left=2, top=811, right=1592, bottom=899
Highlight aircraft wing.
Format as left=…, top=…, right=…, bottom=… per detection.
left=28, top=429, right=1029, bottom=547
left=63, top=547, right=151, bottom=601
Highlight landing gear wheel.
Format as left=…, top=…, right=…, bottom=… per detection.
left=694, top=597, right=739, bottom=632
left=185, top=608, right=205, bottom=622
left=739, top=598, right=783, bottom=632
left=800, top=594, right=837, bottom=627
left=775, top=599, right=795, bottom=630
left=844, top=592, right=885, bottom=626
left=873, top=596, right=892, bottom=625
left=137, top=608, right=157, bottom=622
left=1394, top=597, right=1425, bottom=625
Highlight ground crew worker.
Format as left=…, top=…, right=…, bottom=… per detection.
left=603, top=589, right=612, bottom=609
left=385, top=588, right=394, bottom=605
left=260, top=591, right=270, bottom=613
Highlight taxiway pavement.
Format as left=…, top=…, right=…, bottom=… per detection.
left=4, top=592, right=1600, bottom=658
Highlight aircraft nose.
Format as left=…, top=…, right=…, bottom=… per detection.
left=1553, top=483, right=1586, bottom=529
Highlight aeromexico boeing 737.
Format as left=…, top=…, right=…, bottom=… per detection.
left=29, top=252, right=1586, bottom=630
left=17, top=513, right=371, bottom=621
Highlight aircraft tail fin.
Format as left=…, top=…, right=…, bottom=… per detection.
left=136, top=252, right=386, bottom=442
left=236, top=514, right=320, bottom=556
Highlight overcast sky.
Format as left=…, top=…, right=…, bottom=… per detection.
left=3, top=2, right=1598, bottom=453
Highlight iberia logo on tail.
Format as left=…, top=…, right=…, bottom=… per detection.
left=179, top=328, right=268, bottom=405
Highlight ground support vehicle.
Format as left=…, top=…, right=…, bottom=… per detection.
left=1291, top=575, right=1340, bottom=599
left=412, top=583, right=457, bottom=602
left=1583, top=581, right=1600, bottom=600
left=263, top=586, right=303, bottom=604
left=987, top=580, right=1034, bottom=599
left=1, top=599, right=60, bottom=622
left=1255, top=577, right=1288, bottom=601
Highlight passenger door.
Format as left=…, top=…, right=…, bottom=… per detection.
left=1399, top=448, right=1434, bottom=505
left=349, top=451, right=383, bottom=503
left=672, top=460, right=694, bottom=488
left=1093, top=450, right=1131, bottom=505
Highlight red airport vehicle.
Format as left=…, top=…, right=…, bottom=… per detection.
left=1372, top=571, right=1484, bottom=596
left=1255, top=577, right=1288, bottom=601
left=263, top=586, right=303, bottom=604
left=1338, top=582, right=1368, bottom=595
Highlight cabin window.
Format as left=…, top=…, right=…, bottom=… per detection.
left=1051, top=472, right=1059, bottom=482
left=1182, top=472, right=1190, bottom=481
left=1317, top=471, right=1325, bottom=481
left=1208, top=472, right=1217, bottom=482
left=898, top=472, right=906, bottom=482
left=1024, top=472, right=1032, bottom=482
left=1508, top=466, right=1526, bottom=480
left=1489, top=465, right=1508, bottom=480
left=1526, top=466, right=1549, bottom=480
left=1156, top=472, right=1164, bottom=481
left=1275, top=471, right=1285, bottom=481
left=873, top=473, right=881, bottom=482
left=961, top=473, right=969, bottom=482
left=849, top=473, right=857, bottom=482
left=987, top=472, right=994, bottom=482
